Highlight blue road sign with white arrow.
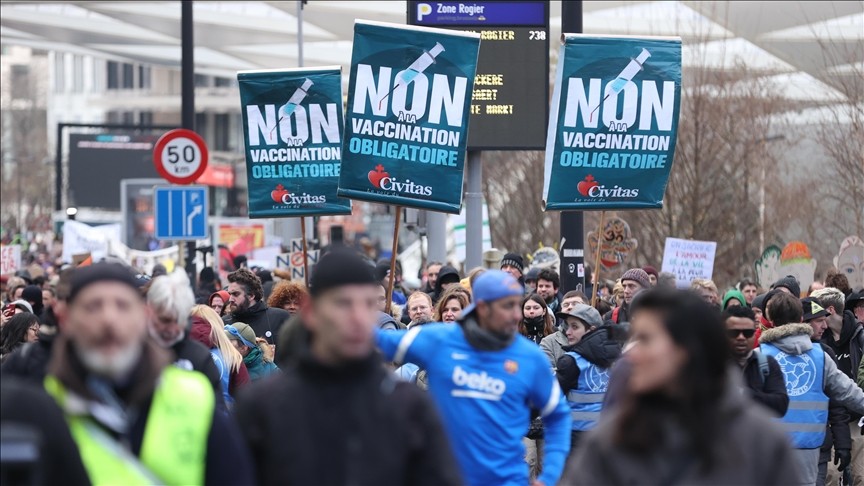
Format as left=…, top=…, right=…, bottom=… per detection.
left=154, top=186, right=209, bottom=240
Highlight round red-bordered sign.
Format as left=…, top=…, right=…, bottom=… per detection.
left=153, top=128, right=209, bottom=185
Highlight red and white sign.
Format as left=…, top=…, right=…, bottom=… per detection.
left=0, top=245, right=21, bottom=275
left=153, top=129, right=209, bottom=185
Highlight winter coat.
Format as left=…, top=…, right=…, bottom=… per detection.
left=1, top=329, right=55, bottom=384
left=820, top=310, right=864, bottom=385
left=564, top=373, right=801, bottom=486
left=556, top=326, right=624, bottom=394
left=377, top=311, right=405, bottom=331
left=226, top=301, right=290, bottom=345
left=759, top=323, right=864, bottom=417
left=818, top=344, right=852, bottom=464
left=189, top=320, right=251, bottom=400
left=540, top=331, right=569, bottom=370
left=603, top=302, right=631, bottom=326
left=235, top=352, right=462, bottom=486
left=858, top=353, right=864, bottom=389
left=244, top=346, right=279, bottom=382
left=1, top=376, right=91, bottom=486
left=740, top=351, right=789, bottom=417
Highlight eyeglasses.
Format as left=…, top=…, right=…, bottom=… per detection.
left=727, top=329, right=755, bottom=339
left=29, top=326, right=40, bottom=333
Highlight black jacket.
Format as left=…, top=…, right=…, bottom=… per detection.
left=226, top=301, right=289, bottom=344
left=821, top=310, right=864, bottom=381
left=819, top=344, right=852, bottom=463
left=169, top=336, right=226, bottom=411
left=1, top=331, right=55, bottom=385
left=557, top=326, right=625, bottom=393
left=1, top=376, right=91, bottom=486
left=741, top=351, right=789, bottom=417
left=821, top=310, right=864, bottom=422
left=235, top=352, right=462, bottom=486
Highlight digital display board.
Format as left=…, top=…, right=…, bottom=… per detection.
left=68, top=133, right=161, bottom=210
left=408, top=1, right=550, bottom=150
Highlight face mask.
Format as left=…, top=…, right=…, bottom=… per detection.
left=524, top=315, right=545, bottom=334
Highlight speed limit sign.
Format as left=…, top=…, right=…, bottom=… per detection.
left=153, top=128, right=209, bottom=185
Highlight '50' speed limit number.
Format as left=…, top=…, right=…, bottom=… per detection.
left=153, top=128, right=209, bottom=185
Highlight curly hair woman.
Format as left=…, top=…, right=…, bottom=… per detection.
left=267, top=280, right=309, bottom=315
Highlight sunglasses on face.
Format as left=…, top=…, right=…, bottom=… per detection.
left=727, top=329, right=755, bottom=339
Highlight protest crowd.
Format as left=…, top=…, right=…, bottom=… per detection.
left=0, top=2, right=862, bottom=485
left=1, top=238, right=863, bottom=486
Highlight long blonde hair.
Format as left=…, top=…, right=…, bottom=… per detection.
left=190, top=305, right=243, bottom=373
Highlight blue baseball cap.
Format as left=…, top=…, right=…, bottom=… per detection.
left=461, top=270, right=525, bottom=317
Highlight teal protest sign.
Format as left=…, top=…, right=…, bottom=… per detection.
left=338, top=20, right=481, bottom=213
left=543, top=35, right=682, bottom=210
left=237, top=67, right=352, bottom=218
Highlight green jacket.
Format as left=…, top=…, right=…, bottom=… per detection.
left=244, top=347, right=279, bottom=382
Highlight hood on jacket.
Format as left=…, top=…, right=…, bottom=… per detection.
left=831, top=310, right=864, bottom=348
left=759, top=323, right=813, bottom=355
left=376, top=311, right=399, bottom=331
left=189, top=317, right=215, bottom=349
left=209, top=290, right=229, bottom=307
left=434, top=266, right=461, bottom=293
left=565, top=325, right=625, bottom=368
left=232, top=300, right=267, bottom=319
left=722, top=289, right=746, bottom=309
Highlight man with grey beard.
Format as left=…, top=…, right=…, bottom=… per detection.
left=43, top=263, right=253, bottom=484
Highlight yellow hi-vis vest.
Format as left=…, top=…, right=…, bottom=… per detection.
left=44, top=366, right=214, bottom=486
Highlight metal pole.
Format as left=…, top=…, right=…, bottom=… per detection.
left=465, top=150, right=483, bottom=271
left=427, top=211, right=448, bottom=264
left=559, top=0, right=585, bottom=293
left=181, top=0, right=197, bottom=283
left=55, top=123, right=63, bottom=211
left=297, top=1, right=304, bottom=68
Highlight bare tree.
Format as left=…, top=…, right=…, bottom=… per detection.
left=482, top=150, right=560, bottom=254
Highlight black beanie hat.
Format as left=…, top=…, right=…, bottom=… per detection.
left=69, top=263, right=142, bottom=303
left=21, top=285, right=44, bottom=313
left=309, top=251, right=377, bottom=297
left=199, top=267, right=216, bottom=284
left=771, top=275, right=801, bottom=299
left=500, top=253, right=525, bottom=274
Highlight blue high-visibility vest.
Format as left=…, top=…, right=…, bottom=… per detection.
left=565, top=352, right=610, bottom=431
left=760, top=343, right=828, bottom=449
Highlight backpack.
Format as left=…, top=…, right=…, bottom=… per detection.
left=753, top=349, right=770, bottom=385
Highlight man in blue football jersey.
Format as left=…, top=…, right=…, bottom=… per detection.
left=377, top=270, right=572, bottom=486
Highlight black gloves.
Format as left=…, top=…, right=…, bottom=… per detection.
left=834, top=448, right=851, bottom=471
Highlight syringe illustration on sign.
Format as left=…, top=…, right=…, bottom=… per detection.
left=270, top=78, right=314, bottom=136
left=588, top=48, right=652, bottom=123
left=378, top=42, right=446, bottom=110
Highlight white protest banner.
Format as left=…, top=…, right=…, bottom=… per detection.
left=108, top=240, right=179, bottom=275
left=1, top=245, right=22, bottom=275
left=62, top=221, right=122, bottom=263
left=661, top=237, right=717, bottom=288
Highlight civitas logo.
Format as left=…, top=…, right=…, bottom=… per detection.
left=270, top=184, right=326, bottom=205
left=367, top=164, right=432, bottom=196
left=576, top=175, right=639, bottom=198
